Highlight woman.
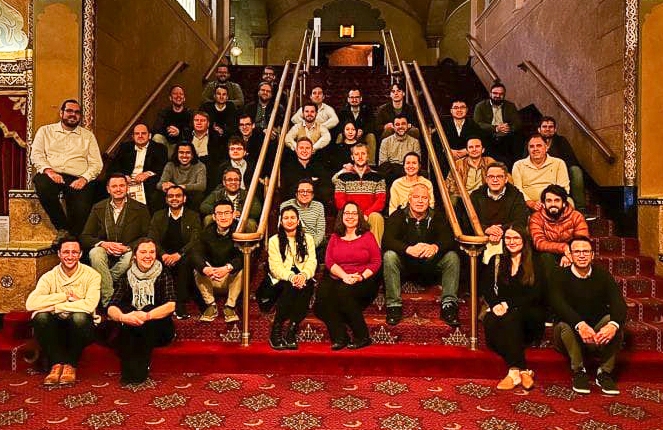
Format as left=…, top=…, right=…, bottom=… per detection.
left=329, top=121, right=360, bottom=171
left=264, top=206, right=317, bottom=350
left=481, top=225, right=546, bottom=390
left=388, top=152, right=435, bottom=214
left=314, top=202, right=381, bottom=350
left=107, top=238, right=176, bottom=384
left=156, top=141, right=207, bottom=209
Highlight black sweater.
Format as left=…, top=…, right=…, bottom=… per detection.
left=190, top=222, right=243, bottom=274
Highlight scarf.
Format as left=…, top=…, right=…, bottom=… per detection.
left=104, top=200, right=128, bottom=243
left=127, top=260, right=162, bottom=310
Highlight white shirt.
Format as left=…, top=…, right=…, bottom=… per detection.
left=192, top=132, right=209, bottom=157
left=131, top=143, right=149, bottom=177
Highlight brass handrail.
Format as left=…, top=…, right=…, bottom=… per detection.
left=465, top=34, right=499, bottom=82
left=203, top=37, right=235, bottom=82
left=401, top=59, right=487, bottom=351
left=518, top=60, right=616, bottom=164
left=105, top=61, right=188, bottom=156
left=388, top=30, right=403, bottom=73
left=381, top=30, right=394, bottom=75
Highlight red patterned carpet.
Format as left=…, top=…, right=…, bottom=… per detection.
left=1, top=370, right=662, bottom=429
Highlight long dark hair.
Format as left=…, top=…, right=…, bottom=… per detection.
left=334, top=201, right=370, bottom=236
left=171, top=141, right=199, bottom=166
left=278, top=205, right=308, bottom=263
left=499, top=224, right=535, bottom=286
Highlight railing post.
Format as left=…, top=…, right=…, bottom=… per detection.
left=460, top=243, right=485, bottom=351
left=238, top=241, right=259, bottom=347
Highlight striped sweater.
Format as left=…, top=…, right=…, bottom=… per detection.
left=334, top=167, right=386, bottom=215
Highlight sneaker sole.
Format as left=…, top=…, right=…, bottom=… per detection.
left=572, top=386, right=590, bottom=394
left=595, top=378, right=620, bottom=395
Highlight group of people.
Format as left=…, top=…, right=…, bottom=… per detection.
left=25, top=72, right=624, bottom=396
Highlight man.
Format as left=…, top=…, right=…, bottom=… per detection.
left=280, top=178, right=326, bottom=259
left=153, top=85, right=193, bottom=156
left=31, top=99, right=103, bottom=240
left=529, top=185, right=589, bottom=275
left=81, top=174, right=150, bottom=306
left=336, top=88, right=377, bottom=161
left=217, top=137, right=257, bottom=191
left=281, top=137, right=331, bottom=203
left=334, top=143, right=386, bottom=244
left=550, top=236, right=626, bottom=395
left=243, top=82, right=285, bottom=136
left=441, top=100, right=483, bottom=159
left=473, top=82, right=522, bottom=168
left=202, top=65, right=244, bottom=108
left=538, top=116, right=587, bottom=215
left=191, top=199, right=244, bottom=323
left=189, top=111, right=226, bottom=193
left=200, top=167, right=261, bottom=229
left=199, top=84, right=238, bottom=140
left=285, top=102, right=331, bottom=153
left=375, top=82, right=418, bottom=140
left=512, top=134, right=570, bottom=211
left=292, top=86, right=339, bottom=131
left=238, top=113, right=269, bottom=164
left=108, top=123, right=168, bottom=213
left=469, top=162, right=528, bottom=255
left=447, top=137, right=498, bottom=198
left=26, top=236, right=100, bottom=385
left=261, top=66, right=277, bottom=86
left=378, top=114, right=421, bottom=186
left=383, top=184, right=460, bottom=326
left=148, top=185, right=202, bottom=318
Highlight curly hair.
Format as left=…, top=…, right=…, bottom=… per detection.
left=333, top=201, right=370, bottom=236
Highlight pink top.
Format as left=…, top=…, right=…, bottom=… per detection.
left=325, top=232, right=382, bottom=277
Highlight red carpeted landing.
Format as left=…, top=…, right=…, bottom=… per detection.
left=1, top=370, right=661, bottom=429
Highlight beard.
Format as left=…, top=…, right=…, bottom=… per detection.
left=491, top=98, right=504, bottom=106
left=545, top=206, right=563, bottom=219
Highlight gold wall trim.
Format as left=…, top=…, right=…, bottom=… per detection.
left=82, top=0, right=96, bottom=131
left=623, top=0, right=638, bottom=187
left=0, top=121, right=27, bottom=148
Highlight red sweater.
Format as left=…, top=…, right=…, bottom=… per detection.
left=334, top=168, right=386, bottom=215
left=325, top=232, right=382, bottom=277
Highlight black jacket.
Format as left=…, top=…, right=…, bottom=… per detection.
left=440, top=117, right=484, bottom=150
left=470, top=183, right=528, bottom=231
left=336, top=103, right=375, bottom=138
left=108, top=141, right=168, bottom=181
left=148, top=208, right=201, bottom=256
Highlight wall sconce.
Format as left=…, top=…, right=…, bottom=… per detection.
left=339, top=25, right=355, bottom=38
left=230, top=38, right=242, bottom=57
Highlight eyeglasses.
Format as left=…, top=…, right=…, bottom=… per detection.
left=451, top=106, right=467, bottom=110
left=486, top=175, right=506, bottom=180
left=224, top=178, right=241, bottom=183
left=239, top=123, right=252, bottom=127
left=297, top=190, right=313, bottom=195
left=343, top=211, right=359, bottom=216
left=571, top=250, right=592, bottom=256
left=214, top=210, right=233, bottom=216
left=63, top=109, right=82, bottom=115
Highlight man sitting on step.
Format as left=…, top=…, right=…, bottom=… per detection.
left=378, top=114, right=421, bottom=187
left=550, top=236, right=626, bottom=395
left=30, top=99, right=103, bottom=241
left=285, top=102, right=331, bottom=154
left=26, top=236, right=100, bottom=386
left=382, top=183, right=460, bottom=327
left=81, top=174, right=150, bottom=307
left=191, top=199, right=244, bottom=323
left=199, top=167, right=261, bottom=230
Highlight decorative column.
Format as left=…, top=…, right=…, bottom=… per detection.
left=623, top=0, right=638, bottom=187
left=251, top=34, right=270, bottom=65
left=425, top=36, right=441, bottom=65
left=82, top=0, right=96, bottom=131
left=26, top=0, right=34, bottom=188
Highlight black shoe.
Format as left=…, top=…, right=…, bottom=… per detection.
left=440, top=302, right=460, bottom=327
left=269, top=322, right=288, bottom=351
left=348, top=337, right=372, bottom=350
left=572, top=368, right=590, bottom=394
left=175, top=306, right=191, bottom=320
left=386, top=307, right=402, bottom=326
left=331, top=339, right=348, bottom=351
left=284, top=322, right=298, bottom=350
left=596, top=370, right=620, bottom=395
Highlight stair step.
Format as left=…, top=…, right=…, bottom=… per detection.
left=592, top=236, right=639, bottom=256
left=588, top=218, right=614, bottom=237
left=594, top=255, right=655, bottom=276
left=618, top=275, right=663, bottom=299
left=7, top=190, right=57, bottom=243
left=626, top=297, right=663, bottom=323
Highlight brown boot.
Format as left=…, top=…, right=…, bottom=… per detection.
left=59, top=364, right=77, bottom=385
left=44, top=364, right=63, bottom=385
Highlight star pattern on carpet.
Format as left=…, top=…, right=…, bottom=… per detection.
left=420, top=396, right=459, bottom=415
left=181, top=410, right=225, bottom=428
left=241, top=393, right=279, bottom=411
left=374, top=293, right=386, bottom=310
left=297, top=324, right=325, bottom=342
left=371, top=325, right=398, bottom=344
left=121, top=377, right=157, bottom=392
left=577, top=419, right=622, bottom=430
left=206, top=377, right=242, bottom=393
left=379, top=412, right=421, bottom=430
left=402, top=281, right=426, bottom=294
left=330, top=394, right=369, bottom=412
left=82, top=409, right=126, bottom=429
left=61, top=391, right=100, bottom=409
left=374, top=379, right=409, bottom=396
left=442, top=328, right=470, bottom=347
left=281, top=411, right=322, bottom=430
left=219, top=325, right=241, bottom=342
left=0, top=390, right=11, bottom=404
left=0, top=408, right=29, bottom=426
left=605, top=402, right=649, bottom=420
left=405, top=312, right=431, bottom=326
left=513, top=399, right=554, bottom=418
left=151, top=392, right=189, bottom=410
left=291, top=378, right=325, bottom=394
left=543, top=384, right=579, bottom=401
left=630, top=385, right=662, bottom=403
left=478, top=416, right=520, bottom=430
left=456, top=382, right=492, bottom=399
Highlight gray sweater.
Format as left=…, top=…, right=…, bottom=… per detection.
left=157, top=162, right=207, bottom=192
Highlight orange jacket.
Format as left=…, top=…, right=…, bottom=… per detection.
left=529, top=204, right=589, bottom=254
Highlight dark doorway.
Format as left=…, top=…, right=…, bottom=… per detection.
left=317, top=43, right=384, bottom=67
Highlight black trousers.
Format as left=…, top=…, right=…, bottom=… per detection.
left=117, top=317, right=175, bottom=383
left=169, top=255, right=205, bottom=312
left=314, top=274, right=378, bottom=343
left=33, top=172, right=96, bottom=236
left=273, top=280, right=315, bottom=325
left=32, top=312, right=94, bottom=367
left=483, top=306, right=546, bottom=369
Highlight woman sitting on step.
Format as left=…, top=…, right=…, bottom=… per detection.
left=481, top=225, right=546, bottom=390
left=107, top=238, right=176, bottom=384
left=262, top=205, right=317, bottom=350
left=314, top=202, right=382, bottom=350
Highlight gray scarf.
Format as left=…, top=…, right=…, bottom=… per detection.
left=127, top=260, right=162, bottom=310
